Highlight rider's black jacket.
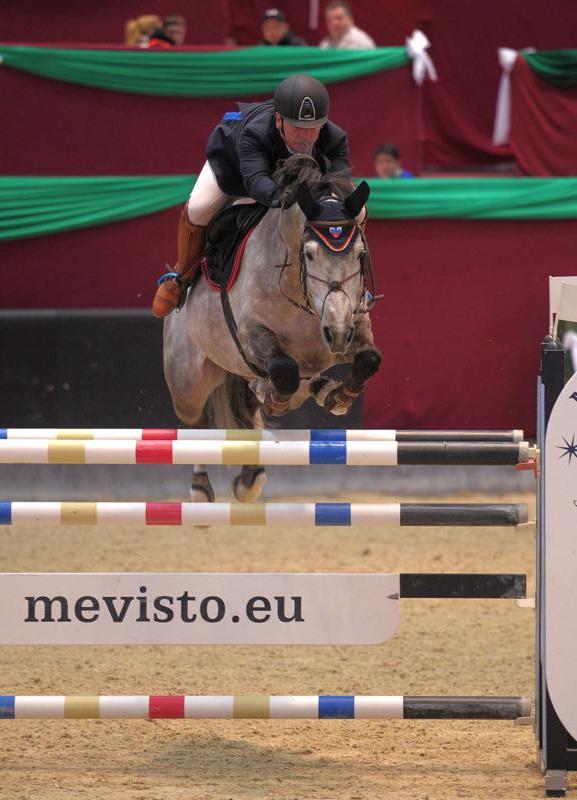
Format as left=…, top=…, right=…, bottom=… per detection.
left=206, top=100, right=350, bottom=207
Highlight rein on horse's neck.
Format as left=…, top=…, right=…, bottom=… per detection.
left=275, top=203, right=304, bottom=276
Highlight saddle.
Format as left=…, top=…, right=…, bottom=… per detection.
left=202, top=202, right=268, bottom=291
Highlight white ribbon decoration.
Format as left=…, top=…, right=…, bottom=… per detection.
left=405, top=30, right=437, bottom=85
left=492, top=48, right=519, bottom=145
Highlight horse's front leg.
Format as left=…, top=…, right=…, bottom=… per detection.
left=310, top=316, right=381, bottom=416
left=245, top=324, right=301, bottom=416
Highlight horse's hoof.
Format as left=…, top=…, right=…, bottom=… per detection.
left=190, top=472, right=215, bottom=503
left=263, top=396, right=291, bottom=416
left=324, top=384, right=358, bottom=416
left=327, top=402, right=350, bottom=416
left=233, top=470, right=267, bottom=503
left=249, top=379, right=267, bottom=404
left=310, top=377, right=339, bottom=408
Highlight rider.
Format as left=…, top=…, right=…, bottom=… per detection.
left=152, top=73, right=351, bottom=317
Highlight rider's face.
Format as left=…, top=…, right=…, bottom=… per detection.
left=275, top=113, right=322, bottom=155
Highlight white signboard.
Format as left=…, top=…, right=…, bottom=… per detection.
left=549, top=276, right=577, bottom=333
left=0, top=573, right=399, bottom=646
left=545, top=369, right=577, bottom=739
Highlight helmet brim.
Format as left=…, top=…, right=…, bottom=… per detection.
left=281, top=115, right=328, bottom=129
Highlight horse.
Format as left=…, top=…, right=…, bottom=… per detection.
left=163, top=155, right=382, bottom=502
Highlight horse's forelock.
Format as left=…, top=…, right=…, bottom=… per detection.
left=273, top=154, right=354, bottom=207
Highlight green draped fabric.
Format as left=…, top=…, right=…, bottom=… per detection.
left=0, top=176, right=193, bottom=241
left=0, top=45, right=409, bottom=97
left=2, top=176, right=577, bottom=242
left=525, top=50, right=577, bottom=87
left=366, top=177, right=577, bottom=219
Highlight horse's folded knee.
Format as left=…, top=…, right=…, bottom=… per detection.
left=354, top=348, right=381, bottom=380
left=268, top=355, right=300, bottom=397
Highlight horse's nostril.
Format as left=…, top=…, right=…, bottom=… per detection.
left=346, top=328, right=354, bottom=345
left=323, top=326, right=332, bottom=344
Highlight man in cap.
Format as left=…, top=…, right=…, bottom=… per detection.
left=153, top=74, right=349, bottom=317
left=261, top=8, right=306, bottom=46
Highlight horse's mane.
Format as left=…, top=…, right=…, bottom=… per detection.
left=273, top=154, right=354, bottom=206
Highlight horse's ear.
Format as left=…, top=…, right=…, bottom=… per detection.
left=344, top=181, right=370, bottom=219
left=296, top=183, right=320, bottom=220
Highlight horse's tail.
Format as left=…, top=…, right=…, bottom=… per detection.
left=203, top=373, right=261, bottom=430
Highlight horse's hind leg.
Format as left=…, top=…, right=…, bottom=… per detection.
left=191, top=466, right=216, bottom=503
left=164, top=328, right=226, bottom=501
left=245, top=324, right=301, bottom=416
left=232, top=465, right=268, bottom=503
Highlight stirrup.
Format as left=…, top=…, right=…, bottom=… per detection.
left=157, top=270, right=181, bottom=285
left=155, top=271, right=191, bottom=313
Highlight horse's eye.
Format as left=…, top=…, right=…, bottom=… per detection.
left=306, top=251, right=314, bottom=262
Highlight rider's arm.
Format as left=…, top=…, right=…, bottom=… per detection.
left=325, top=127, right=350, bottom=173
left=238, top=130, right=282, bottom=207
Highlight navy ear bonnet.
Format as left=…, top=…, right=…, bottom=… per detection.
left=295, top=180, right=369, bottom=254
left=306, top=199, right=359, bottom=253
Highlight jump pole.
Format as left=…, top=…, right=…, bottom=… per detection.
left=0, top=501, right=529, bottom=527
left=0, top=428, right=525, bottom=443
left=0, top=695, right=531, bottom=720
left=0, top=439, right=532, bottom=465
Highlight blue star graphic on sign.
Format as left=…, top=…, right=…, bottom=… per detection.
left=571, top=392, right=577, bottom=402
left=557, top=434, right=577, bottom=463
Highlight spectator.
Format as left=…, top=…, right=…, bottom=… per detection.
left=147, top=14, right=187, bottom=48
left=124, top=15, right=162, bottom=47
left=319, top=1, right=375, bottom=49
left=261, top=8, right=306, bottom=46
left=373, top=144, right=414, bottom=179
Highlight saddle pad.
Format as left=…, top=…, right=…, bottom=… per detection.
left=202, top=203, right=267, bottom=292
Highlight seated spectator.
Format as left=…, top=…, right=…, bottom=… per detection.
left=261, top=8, right=306, bottom=46
left=147, top=14, right=187, bottom=48
left=373, top=144, right=414, bottom=179
left=319, top=1, right=375, bottom=49
left=124, top=15, right=162, bottom=48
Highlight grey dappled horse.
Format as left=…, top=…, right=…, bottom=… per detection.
left=163, top=156, right=382, bottom=502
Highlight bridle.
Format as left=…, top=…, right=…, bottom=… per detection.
left=277, top=209, right=381, bottom=320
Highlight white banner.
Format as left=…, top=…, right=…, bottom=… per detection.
left=0, top=573, right=399, bottom=646
left=545, top=370, right=577, bottom=739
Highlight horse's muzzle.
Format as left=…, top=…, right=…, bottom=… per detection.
left=323, top=324, right=355, bottom=355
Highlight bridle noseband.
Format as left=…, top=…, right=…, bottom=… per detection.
left=277, top=210, right=380, bottom=320
left=300, top=219, right=367, bottom=319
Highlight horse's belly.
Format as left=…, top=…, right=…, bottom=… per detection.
left=181, top=289, right=257, bottom=379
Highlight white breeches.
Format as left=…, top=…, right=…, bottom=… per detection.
left=186, top=162, right=231, bottom=226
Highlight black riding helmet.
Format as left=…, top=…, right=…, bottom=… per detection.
left=274, top=74, right=329, bottom=128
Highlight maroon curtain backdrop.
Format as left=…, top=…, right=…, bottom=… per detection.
left=2, top=0, right=229, bottom=46
left=362, top=217, right=570, bottom=434
left=3, top=0, right=575, bottom=171
left=508, top=57, right=577, bottom=177
left=2, top=210, right=573, bottom=435
left=1, top=63, right=422, bottom=177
